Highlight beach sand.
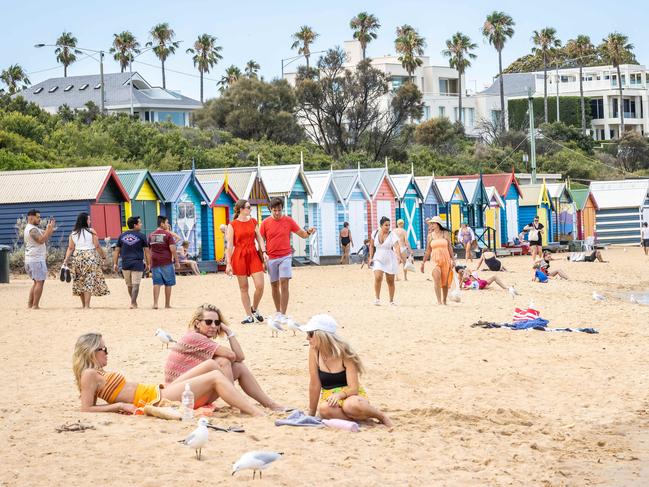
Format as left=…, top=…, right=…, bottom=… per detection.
left=1, top=248, right=648, bottom=486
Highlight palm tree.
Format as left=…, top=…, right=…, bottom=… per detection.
left=532, top=27, right=561, bottom=123
left=0, top=64, right=30, bottom=94
left=442, top=32, right=477, bottom=127
left=218, top=65, right=241, bottom=92
left=482, top=11, right=515, bottom=131
left=565, top=35, right=596, bottom=133
left=350, top=12, right=380, bottom=60
left=146, top=23, right=180, bottom=88
left=54, top=32, right=82, bottom=77
left=600, top=32, right=634, bottom=137
left=186, top=34, right=223, bottom=103
left=395, top=24, right=426, bottom=81
left=291, top=26, right=318, bottom=69
left=244, top=60, right=260, bottom=78
left=110, top=31, right=140, bottom=73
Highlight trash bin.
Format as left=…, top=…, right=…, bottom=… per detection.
left=0, top=245, right=10, bottom=284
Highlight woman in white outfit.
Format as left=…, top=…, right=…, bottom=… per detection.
left=368, top=216, right=402, bottom=305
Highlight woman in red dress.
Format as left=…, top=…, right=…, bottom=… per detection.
left=226, top=199, right=267, bottom=324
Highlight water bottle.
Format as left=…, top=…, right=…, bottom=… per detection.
left=181, top=383, right=194, bottom=422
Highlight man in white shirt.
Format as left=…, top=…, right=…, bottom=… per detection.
left=24, top=209, right=55, bottom=309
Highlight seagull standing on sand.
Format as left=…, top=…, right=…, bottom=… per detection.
left=232, top=451, right=283, bottom=479
left=592, top=291, right=605, bottom=302
left=508, top=286, right=519, bottom=299
left=286, top=318, right=301, bottom=336
left=267, top=319, right=285, bottom=338
left=155, top=328, right=176, bottom=349
left=178, top=417, right=210, bottom=460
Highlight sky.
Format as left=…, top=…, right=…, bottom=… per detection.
left=2, top=0, right=648, bottom=101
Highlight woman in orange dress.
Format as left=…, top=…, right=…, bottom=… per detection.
left=226, top=199, right=267, bottom=324
left=420, top=216, right=455, bottom=305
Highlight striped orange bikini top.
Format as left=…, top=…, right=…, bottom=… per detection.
left=96, top=370, right=126, bottom=404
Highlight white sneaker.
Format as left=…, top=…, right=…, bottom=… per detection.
left=373, top=299, right=381, bottom=306
left=389, top=301, right=397, bottom=307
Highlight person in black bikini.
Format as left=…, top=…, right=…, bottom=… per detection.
left=473, top=251, right=506, bottom=272
left=339, top=222, right=352, bottom=265
left=301, top=314, right=393, bottom=427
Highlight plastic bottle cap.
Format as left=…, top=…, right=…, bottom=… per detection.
left=185, top=383, right=191, bottom=391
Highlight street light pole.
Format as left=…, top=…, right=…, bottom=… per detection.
left=35, top=43, right=106, bottom=113
left=555, top=60, right=560, bottom=122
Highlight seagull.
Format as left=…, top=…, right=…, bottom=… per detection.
left=178, top=417, right=209, bottom=460
left=267, top=316, right=285, bottom=338
left=232, top=451, right=283, bottom=479
left=285, top=317, right=301, bottom=336
left=155, top=328, right=176, bottom=349
left=630, top=294, right=637, bottom=304
left=592, top=291, right=605, bottom=301
left=508, top=286, right=519, bottom=299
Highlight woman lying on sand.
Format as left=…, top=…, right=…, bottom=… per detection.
left=455, top=266, right=510, bottom=291
left=72, top=333, right=264, bottom=416
left=473, top=250, right=507, bottom=272
left=164, top=303, right=285, bottom=411
left=303, top=314, right=393, bottom=427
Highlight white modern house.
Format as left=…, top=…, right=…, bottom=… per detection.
left=481, top=65, right=649, bottom=140
left=17, top=72, right=202, bottom=126
left=284, top=39, right=501, bottom=137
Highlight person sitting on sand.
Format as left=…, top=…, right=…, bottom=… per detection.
left=455, top=266, right=510, bottom=292
left=164, top=303, right=285, bottom=411
left=567, top=250, right=606, bottom=263
left=72, top=332, right=264, bottom=416
left=532, top=262, right=549, bottom=283
left=177, top=241, right=200, bottom=275
left=473, top=250, right=507, bottom=272
left=303, top=314, right=393, bottom=427
left=538, top=251, right=569, bottom=279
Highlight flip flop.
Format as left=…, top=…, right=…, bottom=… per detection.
left=65, top=268, right=72, bottom=283
left=59, top=266, right=66, bottom=282
left=206, top=424, right=245, bottom=433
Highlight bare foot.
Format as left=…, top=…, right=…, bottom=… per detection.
left=31, top=306, right=39, bottom=310
left=153, top=305, right=158, bottom=310
left=165, top=305, right=172, bottom=309
left=380, top=414, right=394, bottom=428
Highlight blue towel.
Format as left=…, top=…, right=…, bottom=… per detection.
left=471, top=318, right=598, bottom=334
left=275, top=410, right=324, bottom=427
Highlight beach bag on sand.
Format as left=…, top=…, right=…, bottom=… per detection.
left=449, top=270, right=461, bottom=302
left=513, top=307, right=540, bottom=322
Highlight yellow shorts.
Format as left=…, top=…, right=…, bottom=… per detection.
left=133, top=383, right=162, bottom=408
left=320, top=387, right=367, bottom=407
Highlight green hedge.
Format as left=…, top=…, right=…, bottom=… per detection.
left=508, top=96, right=592, bottom=130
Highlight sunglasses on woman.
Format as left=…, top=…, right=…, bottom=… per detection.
left=202, top=319, right=221, bottom=327
left=96, top=346, right=108, bottom=354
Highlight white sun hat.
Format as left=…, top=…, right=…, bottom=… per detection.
left=300, top=314, right=338, bottom=334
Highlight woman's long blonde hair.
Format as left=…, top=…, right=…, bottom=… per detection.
left=188, top=303, right=228, bottom=338
left=312, top=331, right=365, bottom=375
left=72, top=333, right=103, bottom=391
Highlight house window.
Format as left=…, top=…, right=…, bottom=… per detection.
left=33, top=87, right=43, bottom=94
left=64, top=85, right=73, bottom=91
left=491, top=109, right=502, bottom=127
left=465, top=108, right=475, bottom=127
left=48, top=86, right=58, bottom=93
left=144, top=111, right=150, bottom=122
left=438, top=106, right=445, bottom=118
left=423, top=105, right=430, bottom=120
left=590, top=98, right=604, bottom=119
left=94, top=83, right=101, bottom=89
left=79, top=84, right=89, bottom=90
left=156, top=111, right=186, bottom=126
left=391, top=76, right=408, bottom=92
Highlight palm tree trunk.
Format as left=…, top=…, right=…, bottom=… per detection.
left=64, top=65, right=67, bottom=78
left=617, top=64, right=624, bottom=136
left=579, top=64, right=586, bottom=134
left=543, top=55, right=548, bottom=123
left=200, top=71, right=204, bottom=104
left=162, top=59, right=166, bottom=89
left=458, top=71, right=463, bottom=126
left=362, top=44, right=366, bottom=60
left=306, top=53, right=310, bottom=70
left=498, top=49, right=505, bottom=131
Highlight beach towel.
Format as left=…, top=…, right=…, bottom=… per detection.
left=471, top=318, right=598, bottom=334
left=275, top=410, right=324, bottom=427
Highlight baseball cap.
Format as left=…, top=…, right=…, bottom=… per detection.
left=300, top=314, right=338, bottom=334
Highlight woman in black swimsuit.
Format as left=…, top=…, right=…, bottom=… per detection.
left=302, top=314, right=392, bottom=426
left=474, top=251, right=506, bottom=272
left=524, top=216, right=544, bottom=262
left=339, top=222, right=353, bottom=265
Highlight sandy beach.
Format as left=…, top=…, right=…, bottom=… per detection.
left=1, top=248, right=648, bottom=486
